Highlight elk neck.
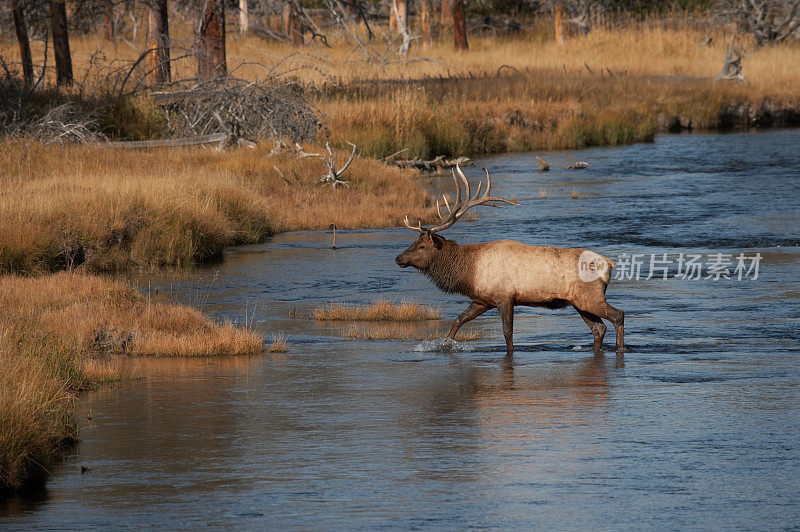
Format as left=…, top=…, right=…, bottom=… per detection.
left=424, top=239, right=476, bottom=296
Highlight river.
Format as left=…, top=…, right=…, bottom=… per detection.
left=2, top=129, right=799, bottom=529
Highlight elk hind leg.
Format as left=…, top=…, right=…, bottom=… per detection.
left=497, top=300, right=515, bottom=357
left=575, top=307, right=606, bottom=352
left=579, top=300, right=624, bottom=352
left=448, top=301, right=490, bottom=339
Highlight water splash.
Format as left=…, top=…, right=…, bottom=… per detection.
left=413, top=338, right=474, bottom=352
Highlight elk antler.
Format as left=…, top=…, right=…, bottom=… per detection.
left=403, top=165, right=518, bottom=234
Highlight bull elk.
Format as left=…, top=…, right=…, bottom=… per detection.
left=395, top=165, right=624, bottom=356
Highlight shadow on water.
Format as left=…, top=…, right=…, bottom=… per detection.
left=2, top=130, right=800, bottom=529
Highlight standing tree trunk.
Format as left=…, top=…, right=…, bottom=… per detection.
left=389, top=0, right=407, bottom=35
left=197, top=0, right=226, bottom=80
left=343, top=0, right=356, bottom=21
left=555, top=1, right=565, bottom=45
left=239, top=0, right=249, bottom=33
left=12, top=0, right=34, bottom=87
left=104, top=1, right=114, bottom=40
left=441, top=0, right=452, bottom=26
left=49, top=0, right=73, bottom=86
left=420, top=0, right=432, bottom=46
left=146, top=0, right=171, bottom=87
left=284, top=1, right=303, bottom=47
left=453, top=0, right=467, bottom=50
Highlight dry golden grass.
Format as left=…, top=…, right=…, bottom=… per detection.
left=12, top=19, right=794, bottom=91
left=3, top=22, right=797, bottom=159
left=0, top=271, right=264, bottom=493
left=0, top=140, right=432, bottom=274
left=312, top=299, right=442, bottom=321
left=268, top=333, right=289, bottom=353
left=342, top=323, right=484, bottom=341
left=0, top=272, right=264, bottom=358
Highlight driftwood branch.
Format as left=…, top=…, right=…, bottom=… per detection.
left=317, top=141, right=357, bottom=188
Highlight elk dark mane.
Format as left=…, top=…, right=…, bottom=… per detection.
left=424, top=239, right=475, bottom=295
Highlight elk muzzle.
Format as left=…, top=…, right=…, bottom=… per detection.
left=395, top=252, right=410, bottom=268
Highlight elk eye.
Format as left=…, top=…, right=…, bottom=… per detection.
left=418, top=245, right=425, bottom=250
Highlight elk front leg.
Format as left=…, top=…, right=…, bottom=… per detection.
left=448, top=301, right=490, bottom=339
left=497, top=300, right=515, bottom=356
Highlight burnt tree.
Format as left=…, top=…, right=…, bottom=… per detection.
left=147, top=0, right=171, bottom=86
left=197, top=0, right=227, bottom=80
left=12, top=0, right=34, bottom=87
left=50, top=0, right=73, bottom=86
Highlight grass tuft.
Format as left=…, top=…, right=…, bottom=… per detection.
left=312, top=299, right=441, bottom=321
left=269, top=333, right=289, bottom=353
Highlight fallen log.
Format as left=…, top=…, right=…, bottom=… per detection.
left=380, top=154, right=471, bottom=172
left=100, top=133, right=227, bottom=149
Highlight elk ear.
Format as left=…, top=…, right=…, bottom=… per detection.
left=431, top=234, right=444, bottom=250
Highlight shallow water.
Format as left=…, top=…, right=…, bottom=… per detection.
left=3, top=130, right=800, bottom=529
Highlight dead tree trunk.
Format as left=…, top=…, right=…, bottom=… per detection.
left=284, top=1, right=303, bottom=47
left=717, top=35, right=746, bottom=82
left=396, top=0, right=407, bottom=33
left=441, top=0, right=452, bottom=26
left=390, top=0, right=407, bottom=34
left=147, top=0, right=171, bottom=87
left=104, top=1, right=114, bottom=40
left=239, top=0, right=249, bottom=33
left=453, top=0, right=467, bottom=50
left=12, top=0, right=34, bottom=87
left=420, top=0, right=432, bottom=46
left=197, top=0, right=226, bottom=80
left=555, top=1, right=565, bottom=45
left=49, top=0, right=73, bottom=86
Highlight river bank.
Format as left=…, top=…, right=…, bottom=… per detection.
left=0, top=272, right=263, bottom=495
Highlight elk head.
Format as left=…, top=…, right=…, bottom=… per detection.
left=395, top=165, right=517, bottom=270
left=395, top=231, right=446, bottom=270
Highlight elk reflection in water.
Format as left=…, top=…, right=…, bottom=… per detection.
left=396, top=352, right=617, bottom=485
